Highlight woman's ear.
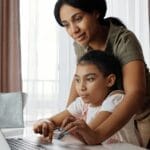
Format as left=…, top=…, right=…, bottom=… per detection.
left=93, top=11, right=100, bottom=19
left=106, top=74, right=116, bottom=88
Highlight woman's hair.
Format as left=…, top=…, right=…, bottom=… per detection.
left=54, top=0, right=107, bottom=26
left=54, top=0, right=125, bottom=27
left=78, top=50, right=122, bottom=91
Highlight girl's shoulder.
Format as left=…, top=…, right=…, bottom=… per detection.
left=108, top=90, right=124, bottom=97
left=100, top=90, right=125, bottom=112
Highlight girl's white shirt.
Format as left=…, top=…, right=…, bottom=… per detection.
left=67, top=90, right=140, bottom=145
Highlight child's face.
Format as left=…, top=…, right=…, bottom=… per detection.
left=74, top=64, right=112, bottom=106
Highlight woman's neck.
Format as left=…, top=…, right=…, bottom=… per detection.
left=88, top=25, right=109, bottom=51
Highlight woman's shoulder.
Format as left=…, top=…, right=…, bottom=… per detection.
left=73, top=42, right=88, bottom=61
left=106, top=19, right=144, bottom=65
left=108, top=19, right=138, bottom=45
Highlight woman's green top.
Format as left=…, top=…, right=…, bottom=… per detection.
left=73, top=20, right=150, bottom=119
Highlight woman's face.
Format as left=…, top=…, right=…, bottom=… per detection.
left=74, top=63, right=111, bottom=106
left=60, top=4, right=100, bottom=46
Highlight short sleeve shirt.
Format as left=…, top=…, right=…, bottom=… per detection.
left=67, top=91, right=139, bottom=145
left=67, top=90, right=124, bottom=124
left=73, top=20, right=150, bottom=114
left=74, top=21, right=144, bottom=65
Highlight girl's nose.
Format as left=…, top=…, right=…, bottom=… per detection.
left=80, top=82, right=86, bottom=91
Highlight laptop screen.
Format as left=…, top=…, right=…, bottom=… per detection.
left=0, top=130, right=11, bottom=150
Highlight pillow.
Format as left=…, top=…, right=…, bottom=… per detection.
left=0, top=92, right=24, bottom=128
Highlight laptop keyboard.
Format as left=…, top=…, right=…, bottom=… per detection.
left=6, top=129, right=66, bottom=150
left=7, top=138, right=46, bottom=150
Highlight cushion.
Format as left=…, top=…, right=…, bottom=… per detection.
left=0, top=92, right=24, bottom=128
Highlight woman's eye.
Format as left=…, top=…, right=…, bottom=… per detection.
left=75, top=16, right=82, bottom=22
left=63, top=24, right=69, bottom=28
left=61, top=22, right=69, bottom=28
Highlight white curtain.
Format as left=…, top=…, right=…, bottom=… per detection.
left=20, top=0, right=150, bottom=123
left=20, top=0, right=75, bottom=122
left=106, top=0, right=150, bottom=67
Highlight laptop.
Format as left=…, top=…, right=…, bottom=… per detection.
left=0, top=129, right=48, bottom=150
left=0, top=129, right=146, bottom=150
left=0, top=129, right=83, bottom=150
left=0, top=130, right=11, bottom=150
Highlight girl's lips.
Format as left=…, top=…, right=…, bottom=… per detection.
left=80, top=94, right=88, bottom=98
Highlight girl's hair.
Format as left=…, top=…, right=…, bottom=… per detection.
left=54, top=0, right=126, bottom=27
left=78, top=50, right=122, bottom=91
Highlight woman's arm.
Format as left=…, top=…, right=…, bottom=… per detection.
left=66, top=79, right=79, bottom=107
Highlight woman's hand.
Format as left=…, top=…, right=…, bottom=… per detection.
left=33, top=119, right=55, bottom=142
left=62, top=118, right=101, bottom=145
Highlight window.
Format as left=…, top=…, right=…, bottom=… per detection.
left=106, top=0, right=150, bottom=67
left=20, top=0, right=149, bottom=123
left=20, top=0, right=75, bottom=122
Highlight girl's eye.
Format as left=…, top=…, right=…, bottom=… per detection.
left=87, top=77, right=95, bottom=82
left=75, top=78, right=80, bottom=83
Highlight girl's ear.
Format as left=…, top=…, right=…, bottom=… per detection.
left=106, top=74, right=116, bottom=88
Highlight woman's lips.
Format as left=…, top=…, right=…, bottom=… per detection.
left=75, top=33, right=86, bottom=42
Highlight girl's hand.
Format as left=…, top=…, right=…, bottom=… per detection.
left=33, top=119, right=55, bottom=142
left=63, top=119, right=101, bottom=144
left=60, top=115, right=76, bottom=128
left=61, top=117, right=87, bottom=143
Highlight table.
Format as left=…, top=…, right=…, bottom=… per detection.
left=2, top=127, right=146, bottom=150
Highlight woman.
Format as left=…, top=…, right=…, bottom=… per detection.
left=53, top=0, right=150, bottom=147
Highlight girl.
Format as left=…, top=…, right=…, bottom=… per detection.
left=33, top=51, right=140, bottom=145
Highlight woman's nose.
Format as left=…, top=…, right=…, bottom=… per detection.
left=70, top=24, right=79, bottom=33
